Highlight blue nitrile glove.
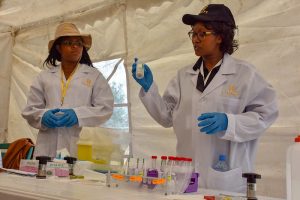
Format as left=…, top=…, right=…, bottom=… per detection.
left=56, top=109, right=79, bottom=127
left=132, top=58, right=153, bottom=92
left=197, top=112, right=228, bottom=134
left=41, top=108, right=61, bottom=128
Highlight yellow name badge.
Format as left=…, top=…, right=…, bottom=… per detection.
left=225, top=84, right=239, bottom=97
left=82, top=79, right=92, bottom=87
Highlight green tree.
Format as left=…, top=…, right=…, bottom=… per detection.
left=103, top=82, right=128, bottom=129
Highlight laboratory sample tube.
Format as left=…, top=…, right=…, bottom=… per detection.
left=64, top=156, right=77, bottom=175
left=139, top=158, right=145, bottom=176
left=142, top=158, right=148, bottom=184
left=179, top=157, right=184, bottom=166
left=151, top=156, right=157, bottom=170
left=136, top=158, right=144, bottom=176
left=167, top=156, right=175, bottom=174
left=146, top=156, right=158, bottom=186
left=161, top=156, right=167, bottom=173
left=174, top=157, right=179, bottom=166
left=135, top=158, right=139, bottom=175
left=125, top=157, right=130, bottom=176
left=187, top=158, right=193, bottom=167
left=167, top=156, right=176, bottom=194
left=134, top=58, right=144, bottom=79
left=36, top=156, right=51, bottom=179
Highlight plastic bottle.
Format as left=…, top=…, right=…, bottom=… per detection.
left=134, top=58, right=144, bottom=79
left=286, top=135, right=300, bottom=200
left=213, top=154, right=229, bottom=172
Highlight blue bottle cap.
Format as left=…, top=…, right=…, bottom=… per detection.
left=219, top=154, right=226, bottom=161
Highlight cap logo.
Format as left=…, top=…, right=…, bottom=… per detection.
left=200, top=5, right=208, bottom=14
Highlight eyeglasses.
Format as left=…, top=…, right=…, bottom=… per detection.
left=188, top=31, right=215, bottom=40
left=61, top=40, right=84, bottom=47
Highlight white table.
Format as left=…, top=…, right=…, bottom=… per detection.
left=0, top=173, right=285, bottom=200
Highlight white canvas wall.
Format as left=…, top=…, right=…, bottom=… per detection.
left=0, top=0, right=299, bottom=198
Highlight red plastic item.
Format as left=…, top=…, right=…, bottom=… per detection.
left=161, top=156, right=167, bottom=160
left=295, top=135, right=300, bottom=142
left=204, top=196, right=215, bottom=200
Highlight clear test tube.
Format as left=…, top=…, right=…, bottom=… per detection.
left=136, top=158, right=144, bottom=176
left=187, top=158, right=193, bottom=167
left=139, top=158, right=145, bottom=176
left=142, top=158, right=147, bottom=184
left=146, top=156, right=158, bottom=185
left=151, top=156, right=157, bottom=170
left=167, top=156, right=175, bottom=174
left=175, top=157, right=182, bottom=166
left=125, top=157, right=130, bottom=176
left=160, top=156, right=167, bottom=173
left=167, top=156, right=176, bottom=194
left=159, top=156, right=167, bottom=178
left=135, top=158, right=139, bottom=175
left=134, top=58, right=144, bottom=79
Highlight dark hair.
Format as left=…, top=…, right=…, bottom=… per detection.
left=202, top=21, right=238, bottom=54
left=43, top=36, right=93, bottom=67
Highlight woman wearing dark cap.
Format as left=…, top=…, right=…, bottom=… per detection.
left=22, top=22, right=114, bottom=158
left=132, top=4, right=278, bottom=192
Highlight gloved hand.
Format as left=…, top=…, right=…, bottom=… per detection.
left=132, top=58, right=153, bottom=92
left=57, top=109, right=79, bottom=127
left=197, top=112, right=228, bottom=134
left=41, top=108, right=61, bottom=128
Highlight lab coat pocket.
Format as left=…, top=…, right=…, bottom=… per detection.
left=218, top=97, right=241, bottom=113
left=207, top=167, right=244, bottom=192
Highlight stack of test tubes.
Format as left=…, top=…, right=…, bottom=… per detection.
left=106, top=155, right=195, bottom=195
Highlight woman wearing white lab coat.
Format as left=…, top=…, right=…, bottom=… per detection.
left=132, top=4, right=278, bottom=192
left=22, top=22, right=114, bottom=158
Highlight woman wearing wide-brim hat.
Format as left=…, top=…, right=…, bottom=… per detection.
left=22, top=22, right=114, bottom=158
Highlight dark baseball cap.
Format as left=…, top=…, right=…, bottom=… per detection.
left=182, top=4, right=236, bottom=27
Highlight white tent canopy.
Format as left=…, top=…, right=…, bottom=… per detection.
left=0, top=0, right=299, bottom=198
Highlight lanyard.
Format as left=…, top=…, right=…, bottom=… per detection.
left=60, top=64, right=79, bottom=106
left=200, top=59, right=223, bottom=85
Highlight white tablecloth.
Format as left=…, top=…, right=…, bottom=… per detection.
left=0, top=173, right=285, bottom=200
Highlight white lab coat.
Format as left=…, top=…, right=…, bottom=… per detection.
left=22, top=64, right=114, bottom=158
left=139, top=53, right=278, bottom=192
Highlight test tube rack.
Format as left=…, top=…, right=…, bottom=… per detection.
left=106, top=170, right=169, bottom=195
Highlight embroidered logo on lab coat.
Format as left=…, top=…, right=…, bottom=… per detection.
left=224, top=84, right=239, bottom=97
left=82, top=79, right=92, bottom=87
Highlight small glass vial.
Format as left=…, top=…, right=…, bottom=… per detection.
left=134, top=58, right=144, bottom=79
left=64, top=156, right=77, bottom=175
left=36, top=156, right=51, bottom=179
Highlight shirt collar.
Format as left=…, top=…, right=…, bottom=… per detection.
left=192, top=57, right=223, bottom=72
